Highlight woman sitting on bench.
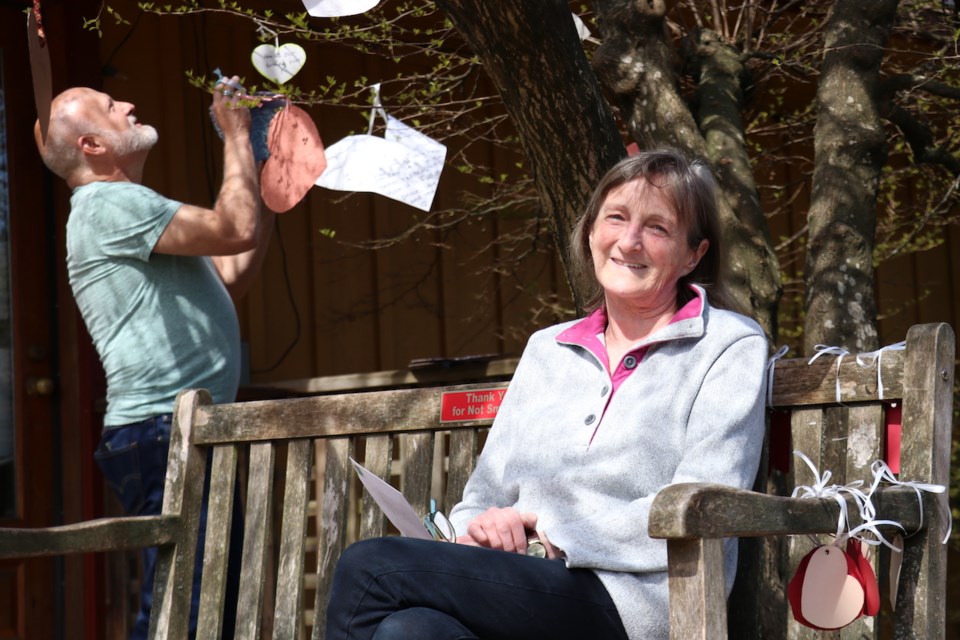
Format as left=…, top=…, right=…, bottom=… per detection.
left=325, top=148, right=769, bottom=640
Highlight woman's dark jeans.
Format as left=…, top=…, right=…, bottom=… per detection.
left=325, top=536, right=629, bottom=640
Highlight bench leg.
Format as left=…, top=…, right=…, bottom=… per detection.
left=667, top=538, right=727, bottom=640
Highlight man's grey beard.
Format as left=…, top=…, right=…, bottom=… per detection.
left=102, top=124, right=159, bottom=157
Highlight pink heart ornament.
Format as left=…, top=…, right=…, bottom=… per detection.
left=800, top=546, right=865, bottom=630
left=260, top=104, right=327, bottom=213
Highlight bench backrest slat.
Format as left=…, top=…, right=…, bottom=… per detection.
left=235, top=442, right=276, bottom=640
left=312, top=438, right=353, bottom=640
left=273, top=439, right=313, bottom=640
left=196, top=444, right=240, bottom=639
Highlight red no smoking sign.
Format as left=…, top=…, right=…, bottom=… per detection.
left=440, top=388, right=506, bottom=423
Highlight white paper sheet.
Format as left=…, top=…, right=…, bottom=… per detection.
left=350, top=458, right=433, bottom=540
left=302, top=0, right=381, bottom=18
left=315, top=115, right=446, bottom=212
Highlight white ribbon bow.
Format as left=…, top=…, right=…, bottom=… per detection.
left=808, top=345, right=851, bottom=403
left=791, top=451, right=904, bottom=550
left=867, top=459, right=951, bottom=544
left=855, top=341, right=906, bottom=400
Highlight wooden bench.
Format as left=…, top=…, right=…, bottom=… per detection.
left=0, top=322, right=952, bottom=639
left=649, top=322, right=955, bottom=639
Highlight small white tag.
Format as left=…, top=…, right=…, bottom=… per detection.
left=889, top=533, right=904, bottom=611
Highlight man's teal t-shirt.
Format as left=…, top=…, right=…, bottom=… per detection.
left=67, top=182, right=241, bottom=427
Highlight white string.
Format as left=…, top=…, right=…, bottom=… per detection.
left=254, top=19, right=279, bottom=41
left=855, top=341, right=906, bottom=400
left=867, top=460, right=952, bottom=544
left=791, top=451, right=864, bottom=540
left=808, top=345, right=850, bottom=403
left=366, top=83, right=389, bottom=135
left=791, top=451, right=952, bottom=551
left=766, top=345, right=789, bottom=407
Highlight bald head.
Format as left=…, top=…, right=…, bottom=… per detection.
left=36, top=88, right=97, bottom=180
left=35, top=87, right=158, bottom=184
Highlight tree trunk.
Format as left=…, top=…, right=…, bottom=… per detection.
left=591, top=0, right=781, bottom=338
left=695, top=29, right=781, bottom=340
left=804, top=0, right=900, bottom=353
left=435, top=0, right=626, bottom=312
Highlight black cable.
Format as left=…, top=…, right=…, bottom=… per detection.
left=251, top=216, right=301, bottom=374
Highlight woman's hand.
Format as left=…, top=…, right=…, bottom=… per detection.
left=458, top=507, right=538, bottom=554
left=530, top=530, right=565, bottom=561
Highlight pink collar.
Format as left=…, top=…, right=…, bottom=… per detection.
left=556, top=289, right=704, bottom=375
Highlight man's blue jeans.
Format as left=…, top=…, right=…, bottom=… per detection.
left=325, top=537, right=629, bottom=639
left=94, top=415, right=244, bottom=639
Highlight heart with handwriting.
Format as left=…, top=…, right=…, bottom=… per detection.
left=252, top=43, right=306, bottom=85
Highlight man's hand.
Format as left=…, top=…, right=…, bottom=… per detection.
left=211, top=75, right=251, bottom=141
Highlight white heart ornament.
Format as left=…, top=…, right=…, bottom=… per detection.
left=252, top=43, right=306, bottom=85
left=800, top=546, right=865, bottom=630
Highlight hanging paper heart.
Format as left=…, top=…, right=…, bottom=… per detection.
left=260, top=104, right=327, bottom=213
left=848, top=539, right=880, bottom=617
left=251, top=43, right=307, bottom=85
left=787, top=542, right=879, bottom=631
left=27, top=9, right=52, bottom=144
left=302, top=0, right=381, bottom=17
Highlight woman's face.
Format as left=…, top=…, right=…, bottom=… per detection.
left=588, top=177, right=708, bottom=311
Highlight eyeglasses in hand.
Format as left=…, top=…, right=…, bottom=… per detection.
left=423, top=498, right=456, bottom=542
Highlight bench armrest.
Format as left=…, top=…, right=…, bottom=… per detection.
left=648, top=482, right=923, bottom=539
left=0, top=515, right=178, bottom=559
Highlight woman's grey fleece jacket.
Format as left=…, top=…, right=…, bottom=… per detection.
left=449, top=289, right=769, bottom=640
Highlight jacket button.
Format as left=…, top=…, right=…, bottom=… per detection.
left=585, top=414, right=596, bottom=425
left=624, top=355, right=637, bottom=369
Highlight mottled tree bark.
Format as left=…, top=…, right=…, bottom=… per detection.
left=591, top=0, right=781, bottom=338
left=435, top=0, right=625, bottom=312
left=804, top=0, right=900, bottom=353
